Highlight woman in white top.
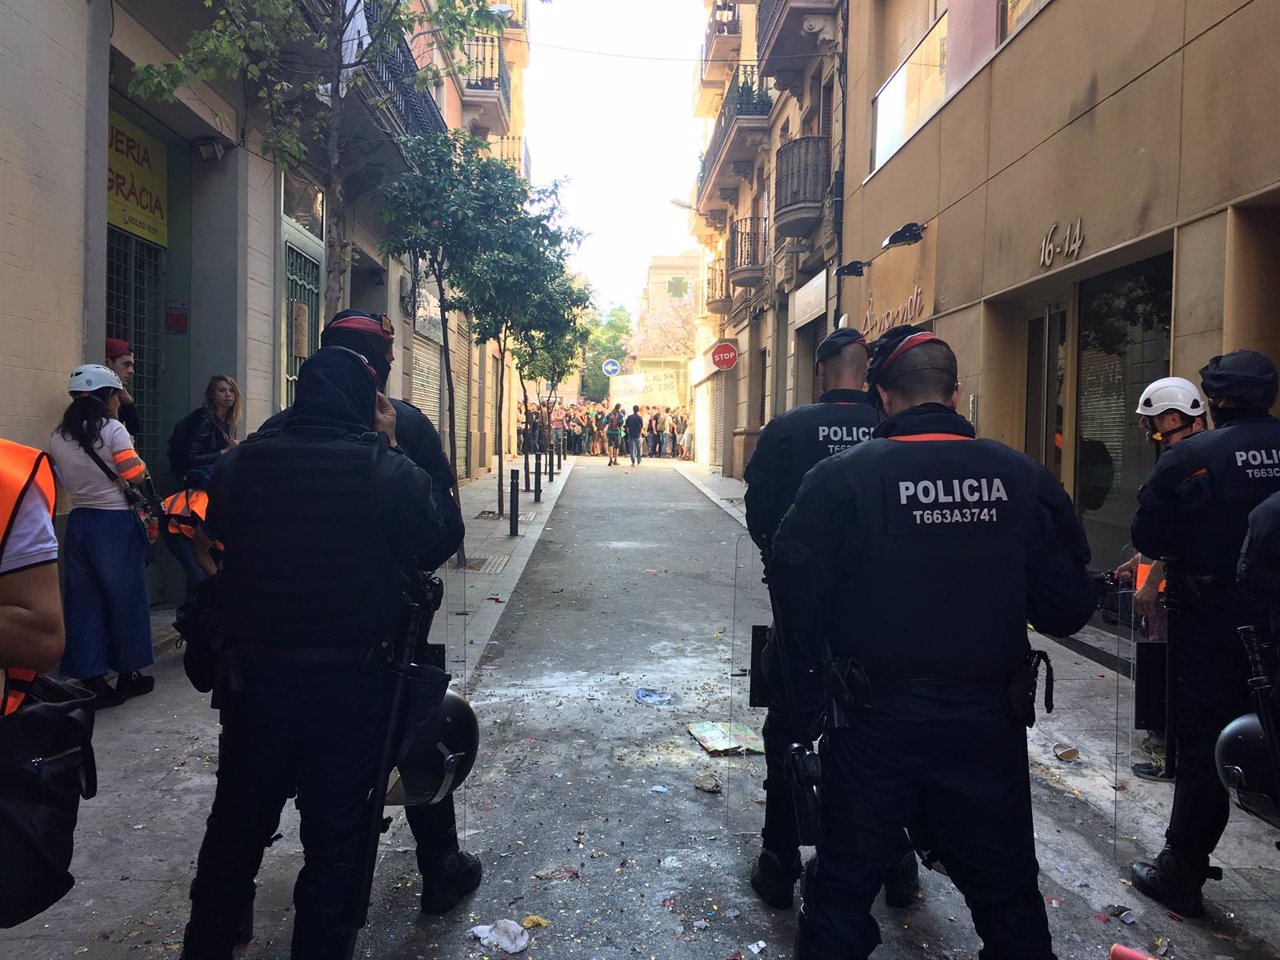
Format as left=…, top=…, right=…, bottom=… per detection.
left=48, top=365, right=154, bottom=707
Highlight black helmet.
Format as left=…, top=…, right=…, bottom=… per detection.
left=1215, top=712, right=1280, bottom=830
left=1199, top=350, right=1279, bottom=406
left=813, top=326, right=868, bottom=375
left=388, top=687, right=479, bottom=806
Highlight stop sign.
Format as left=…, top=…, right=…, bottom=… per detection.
left=711, top=341, right=738, bottom=371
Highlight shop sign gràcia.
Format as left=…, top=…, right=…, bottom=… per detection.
left=107, top=111, right=168, bottom=247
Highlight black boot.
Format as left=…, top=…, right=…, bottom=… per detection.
left=1131, top=847, right=1216, bottom=917
left=81, top=676, right=126, bottom=709
left=235, top=897, right=254, bottom=945
left=750, top=849, right=802, bottom=910
left=115, top=671, right=156, bottom=700
left=883, top=850, right=920, bottom=908
left=420, top=849, right=483, bottom=916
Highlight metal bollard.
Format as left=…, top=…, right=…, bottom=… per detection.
left=556, top=437, right=563, bottom=471
left=523, top=450, right=531, bottom=492
left=509, top=470, right=519, bottom=537
left=534, top=453, right=542, bottom=502
left=548, top=440, right=555, bottom=484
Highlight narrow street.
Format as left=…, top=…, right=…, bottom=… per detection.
left=4, top=459, right=1278, bottom=960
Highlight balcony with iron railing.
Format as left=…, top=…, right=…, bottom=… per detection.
left=695, top=65, right=773, bottom=213
left=503, top=0, right=530, bottom=67
left=773, top=135, right=830, bottom=238
left=488, top=135, right=529, bottom=178
left=706, top=260, right=731, bottom=314
left=728, top=218, right=768, bottom=288
left=313, top=0, right=446, bottom=139
left=756, top=0, right=838, bottom=78
left=461, top=34, right=512, bottom=133
left=702, top=2, right=742, bottom=84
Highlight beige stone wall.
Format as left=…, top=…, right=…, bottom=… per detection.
left=0, top=0, right=90, bottom=448
left=842, top=0, right=1280, bottom=450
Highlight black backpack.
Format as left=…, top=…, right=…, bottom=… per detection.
left=0, top=674, right=97, bottom=928
left=167, top=410, right=200, bottom=479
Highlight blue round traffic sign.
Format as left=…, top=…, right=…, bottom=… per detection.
left=602, top=358, right=621, bottom=377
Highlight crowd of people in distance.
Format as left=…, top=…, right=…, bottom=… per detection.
left=518, top=399, right=693, bottom=463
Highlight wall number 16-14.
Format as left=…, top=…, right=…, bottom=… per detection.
left=1039, top=218, right=1084, bottom=269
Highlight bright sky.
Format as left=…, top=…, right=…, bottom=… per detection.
left=522, top=0, right=706, bottom=312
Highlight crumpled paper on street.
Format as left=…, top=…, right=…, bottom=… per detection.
left=468, top=919, right=530, bottom=954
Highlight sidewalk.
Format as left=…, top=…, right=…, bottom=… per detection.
left=675, top=459, right=1280, bottom=951
left=0, top=455, right=573, bottom=959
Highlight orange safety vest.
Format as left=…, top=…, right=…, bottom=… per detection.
left=1135, top=561, right=1167, bottom=593
left=161, top=488, right=210, bottom=539
left=0, top=439, right=57, bottom=717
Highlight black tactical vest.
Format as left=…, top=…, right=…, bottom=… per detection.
left=745, top=389, right=879, bottom=549
left=1136, top=416, right=1280, bottom=583
left=215, top=428, right=409, bottom=649
left=832, top=424, right=1053, bottom=678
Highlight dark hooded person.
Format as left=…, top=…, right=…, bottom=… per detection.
left=180, top=346, right=445, bottom=960
left=260, top=309, right=477, bottom=915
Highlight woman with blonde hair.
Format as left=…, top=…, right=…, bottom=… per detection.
left=170, top=375, right=241, bottom=477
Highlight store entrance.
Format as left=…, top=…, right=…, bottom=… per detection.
left=1074, top=253, right=1173, bottom=568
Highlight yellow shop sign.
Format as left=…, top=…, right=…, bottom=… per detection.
left=107, top=111, right=167, bottom=247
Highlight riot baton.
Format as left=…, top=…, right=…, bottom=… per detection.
left=345, top=574, right=444, bottom=958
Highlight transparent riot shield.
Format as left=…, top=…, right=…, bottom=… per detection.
left=1107, top=545, right=1176, bottom=867
left=723, top=533, right=778, bottom=838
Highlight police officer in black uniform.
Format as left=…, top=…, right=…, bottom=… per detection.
left=262, top=309, right=479, bottom=915
left=182, top=347, right=445, bottom=959
left=743, top=326, right=916, bottom=910
left=771, top=325, right=1097, bottom=960
left=1129, top=349, right=1280, bottom=917
left=1239, top=488, right=1280, bottom=603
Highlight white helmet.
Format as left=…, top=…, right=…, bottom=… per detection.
left=68, top=364, right=123, bottom=395
left=1135, top=376, right=1205, bottom=418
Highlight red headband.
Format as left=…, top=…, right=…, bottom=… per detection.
left=880, top=330, right=939, bottom=378
left=328, top=312, right=395, bottom=344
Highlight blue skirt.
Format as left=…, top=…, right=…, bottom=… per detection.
left=61, top=508, right=153, bottom=679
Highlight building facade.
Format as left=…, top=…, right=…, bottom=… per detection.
left=0, top=0, right=534, bottom=600
left=691, top=0, right=845, bottom=477
left=690, top=0, right=1280, bottom=563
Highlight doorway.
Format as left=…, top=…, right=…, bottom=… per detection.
left=1073, top=254, right=1173, bottom=567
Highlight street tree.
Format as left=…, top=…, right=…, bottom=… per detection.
left=455, top=175, right=584, bottom=514
left=129, top=0, right=503, bottom=316
left=580, top=305, right=633, bottom=401
left=512, top=271, right=591, bottom=494
left=381, top=129, right=506, bottom=515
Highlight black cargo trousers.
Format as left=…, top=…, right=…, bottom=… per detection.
left=797, top=680, right=1055, bottom=960
left=183, top=661, right=394, bottom=960
left=760, top=638, right=914, bottom=877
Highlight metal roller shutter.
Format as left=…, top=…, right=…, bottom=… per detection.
left=710, top=373, right=725, bottom=472
left=411, top=336, right=443, bottom=426
left=451, top=326, right=471, bottom=478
